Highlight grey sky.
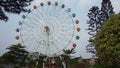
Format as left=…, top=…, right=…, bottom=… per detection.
left=0, top=0, right=120, bottom=58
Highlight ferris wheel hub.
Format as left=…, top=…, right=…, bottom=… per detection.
left=44, top=25, right=50, bottom=32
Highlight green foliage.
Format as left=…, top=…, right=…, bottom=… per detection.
left=62, top=48, right=76, bottom=68
left=86, top=0, right=114, bottom=54
left=94, top=13, right=120, bottom=67
left=27, top=55, right=47, bottom=68
left=62, top=48, right=76, bottom=62
left=63, top=48, right=76, bottom=54
left=0, top=44, right=29, bottom=67
left=68, top=57, right=79, bottom=64
left=93, top=64, right=109, bottom=68
left=27, top=60, right=36, bottom=68
left=37, top=55, right=47, bottom=67
left=0, top=0, right=33, bottom=21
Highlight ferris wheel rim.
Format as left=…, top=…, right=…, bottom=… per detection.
left=18, top=2, right=78, bottom=57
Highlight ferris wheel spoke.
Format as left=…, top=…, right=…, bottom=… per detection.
left=48, top=5, right=56, bottom=17
left=61, top=25, right=74, bottom=32
left=49, top=39, right=63, bottom=51
left=53, top=27, right=73, bottom=39
left=39, top=6, right=49, bottom=25
left=46, top=6, right=50, bottom=22
left=21, top=21, right=39, bottom=31
left=52, top=13, right=74, bottom=29
left=49, top=5, right=57, bottom=17
left=25, top=39, right=43, bottom=53
left=34, top=40, right=47, bottom=54
left=51, top=8, right=66, bottom=23
left=51, top=41, right=65, bottom=54
left=50, top=34, right=66, bottom=49
left=32, top=9, right=46, bottom=24
left=21, top=21, right=35, bottom=28
left=58, top=32, right=73, bottom=40
left=36, top=8, right=46, bottom=21
left=34, top=43, right=43, bottom=52
left=54, top=26, right=74, bottom=36
left=30, top=10, right=42, bottom=18
left=56, top=34, right=71, bottom=43
left=25, top=15, right=44, bottom=27
left=24, top=42, right=34, bottom=50
left=52, top=34, right=68, bottom=47
left=31, top=8, right=48, bottom=28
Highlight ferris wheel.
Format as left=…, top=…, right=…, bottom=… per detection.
left=15, top=1, right=80, bottom=57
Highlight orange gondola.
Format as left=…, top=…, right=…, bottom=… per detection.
left=77, top=28, right=81, bottom=32
left=15, top=36, right=19, bottom=40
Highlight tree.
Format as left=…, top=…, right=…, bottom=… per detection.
left=37, top=55, right=47, bottom=68
left=0, top=44, right=29, bottom=67
left=86, top=0, right=114, bottom=54
left=0, top=0, right=33, bottom=22
left=61, top=48, right=76, bottom=68
left=100, top=0, right=114, bottom=22
left=86, top=6, right=100, bottom=54
left=94, top=13, right=120, bottom=68
left=27, top=55, right=47, bottom=68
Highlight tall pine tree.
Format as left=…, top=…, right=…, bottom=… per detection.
left=99, top=0, right=114, bottom=25
left=0, top=0, right=33, bottom=22
left=86, top=6, right=100, bottom=54
left=86, top=0, right=114, bottom=54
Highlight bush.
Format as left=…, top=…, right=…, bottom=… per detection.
left=93, top=64, right=109, bottom=68
left=94, top=13, right=120, bottom=67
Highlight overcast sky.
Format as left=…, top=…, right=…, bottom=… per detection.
left=0, top=0, right=120, bottom=58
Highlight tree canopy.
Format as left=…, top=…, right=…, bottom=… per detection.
left=0, top=44, right=29, bottom=67
left=86, top=0, right=114, bottom=54
left=94, top=13, right=120, bottom=68
left=0, top=0, right=33, bottom=22
left=62, top=48, right=76, bottom=68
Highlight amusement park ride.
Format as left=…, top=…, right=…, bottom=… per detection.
left=15, top=1, right=80, bottom=68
